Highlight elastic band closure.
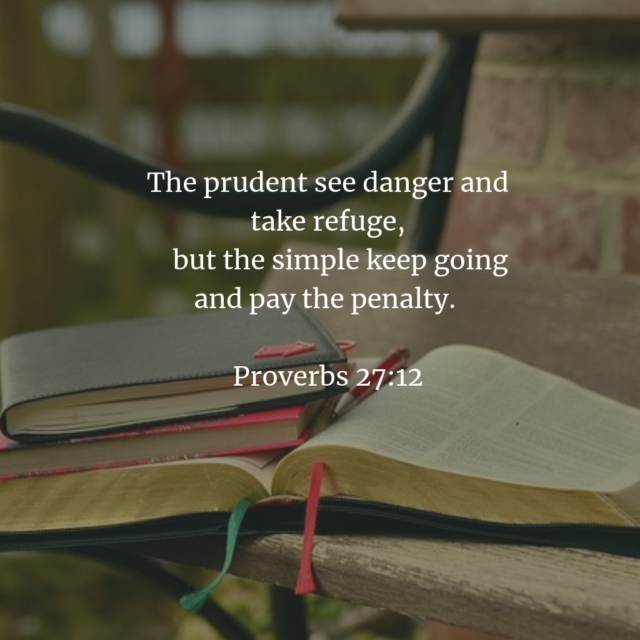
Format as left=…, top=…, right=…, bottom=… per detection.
left=180, top=497, right=252, bottom=613
left=295, top=461, right=325, bottom=595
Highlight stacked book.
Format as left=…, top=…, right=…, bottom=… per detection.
left=0, top=305, right=347, bottom=479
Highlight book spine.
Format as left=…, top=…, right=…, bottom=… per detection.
left=0, top=436, right=308, bottom=481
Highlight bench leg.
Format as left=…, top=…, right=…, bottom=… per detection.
left=269, top=585, right=308, bottom=640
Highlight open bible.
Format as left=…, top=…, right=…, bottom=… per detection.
left=3, top=343, right=640, bottom=543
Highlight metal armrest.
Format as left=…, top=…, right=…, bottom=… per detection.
left=0, top=36, right=477, bottom=250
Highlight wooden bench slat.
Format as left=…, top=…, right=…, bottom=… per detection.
left=126, top=534, right=640, bottom=640
left=261, top=242, right=640, bottom=410
left=337, top=0, right=640, bottom=32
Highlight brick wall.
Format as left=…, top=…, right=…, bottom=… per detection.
left=441, top=34, right=640, bottom=273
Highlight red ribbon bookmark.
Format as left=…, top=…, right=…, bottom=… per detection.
left=295, top=461, right=325, bottom=595
left=254, top=341, right=317, bottom=358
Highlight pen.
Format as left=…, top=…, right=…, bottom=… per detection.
left=333, top=347, right=410, bottom=418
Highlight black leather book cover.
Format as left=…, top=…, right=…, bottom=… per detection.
left=0, top=304, right=346, bottom=441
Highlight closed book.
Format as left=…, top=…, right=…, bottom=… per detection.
left=0, top=305, right=346, bottom=442
left=0, top=402, right=324, bottom=480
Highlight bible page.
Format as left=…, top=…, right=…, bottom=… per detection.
left=296, top=345, right=640, bottom=491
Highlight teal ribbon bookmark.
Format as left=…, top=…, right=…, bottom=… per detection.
left=180, top=497, right=252, bottom=613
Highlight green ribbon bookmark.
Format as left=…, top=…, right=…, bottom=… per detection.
left=180, top=497, right=253, bottom=613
